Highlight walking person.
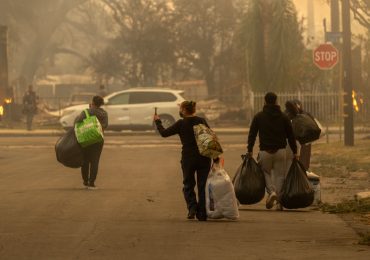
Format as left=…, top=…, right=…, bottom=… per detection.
left=22, top=85, right=38, bottom=131
left=285, top=100, right=314, bottom=170
left=247, top=92, right=298, bottom=211
left=75, top=96, right=108, bottom=189
left=154, top=101, right=213, bottom=221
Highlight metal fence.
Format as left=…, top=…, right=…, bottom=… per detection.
left=252, top=91, right=369, bottom=125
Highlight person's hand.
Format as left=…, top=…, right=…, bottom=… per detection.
left=153, top=114, right=160, bottom=121
left=247, top=152, right=253, bottom=158
left=293, top=154, right=299, bottom=160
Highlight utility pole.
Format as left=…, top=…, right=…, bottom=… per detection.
left=0, top=25, right=9, bottom=103
left=341, top=0, right=354, bottom=146
left=330, top=0, right=340, bottom=32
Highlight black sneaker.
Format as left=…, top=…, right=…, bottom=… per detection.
left=196, top=213, right=207, bottom=221
left=187, top=208, right=196, bottom=219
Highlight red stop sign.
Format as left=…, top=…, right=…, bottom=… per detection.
left=313, top=44, right=339, bottom=70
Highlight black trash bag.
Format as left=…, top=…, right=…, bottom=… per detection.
left=55, top=128, right=83, bottom=168
left=281, top=159, right=315, bottom=209
left=291, top=113, right=321, bottom=144
left=233, top=155, right=266, bottom=205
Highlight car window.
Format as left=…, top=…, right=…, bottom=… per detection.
left=108, top=93, right=130, bottom=105
left=129, top=92, right=177, bottom=104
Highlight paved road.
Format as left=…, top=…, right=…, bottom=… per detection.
left=0, top=135, right=369, bottom=259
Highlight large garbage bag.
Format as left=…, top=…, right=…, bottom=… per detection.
left=55, top=128, right=84, bottom=168
left=280, top=159, right=315, bottom=209
left=206, top=163, right=239, bottom=220
left=291, top=113, right=321, bottom=144
left=233, top=155, right=266, bottom=204
left=193, top=124, right=223, bottom=159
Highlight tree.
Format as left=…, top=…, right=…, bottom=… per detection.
left=240, top=0, right=305, bottom=92
left=0, top=0, right=88, bottom=85
left=87, top=0, right=175, bottom=86
left=172, top=0, right=238, bottom=97
left=351, top=0, right=370, bottom=29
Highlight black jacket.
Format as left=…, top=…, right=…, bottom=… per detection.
left=155, top=116, right=209, bottom=157
left=75, top=107, right=109, bottom=130
left=248, top=104, right=297, bottom=154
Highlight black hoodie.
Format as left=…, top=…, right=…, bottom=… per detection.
left=247, top=104, right=297, bottom=154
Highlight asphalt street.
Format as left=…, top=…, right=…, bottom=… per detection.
left=0, top=134, right=369, bottom=259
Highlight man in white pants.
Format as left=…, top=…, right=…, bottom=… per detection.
left=247, top=92, right=298, bottom=210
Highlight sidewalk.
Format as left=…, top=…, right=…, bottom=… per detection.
left=1, top=126, right=370, bottom=137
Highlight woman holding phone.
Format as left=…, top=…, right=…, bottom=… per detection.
left=154, top=101, right=213, bottom=221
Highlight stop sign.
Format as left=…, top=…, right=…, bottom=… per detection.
left=313, top=44, right=339, bottom=70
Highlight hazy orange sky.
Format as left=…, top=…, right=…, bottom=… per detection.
left=293, top=0, right=366, bottom=41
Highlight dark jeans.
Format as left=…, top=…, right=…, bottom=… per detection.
left=181, top=155, right=211, bottom=218
left=300, top=144, right=311, bottom=170
left=81, top=142, right=104, bottom=185
left=26, top=113, right=34, bottom=130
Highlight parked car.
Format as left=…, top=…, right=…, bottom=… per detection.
left=60, top=88, right=185, bottom=131
left=68, top=92, right=96, bottom=107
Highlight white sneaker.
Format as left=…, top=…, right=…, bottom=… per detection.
left=275, top=203, right=284, bottom=211
left=266, top=192, right=277, bottom=209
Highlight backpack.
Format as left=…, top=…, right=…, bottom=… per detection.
left=74, top=109, right=104, bottom=148
left=291, top=113, right=321, bottom=144
left=193, top=124, right=223, bottom=159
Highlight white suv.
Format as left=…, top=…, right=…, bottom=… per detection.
left=60, top=88, right=185, bottom=130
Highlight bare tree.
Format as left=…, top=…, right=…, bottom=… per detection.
left=351, top=0, right=370, bottom=29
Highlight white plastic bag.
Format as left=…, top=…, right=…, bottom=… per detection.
left=205, top=163, right=239, bottom=220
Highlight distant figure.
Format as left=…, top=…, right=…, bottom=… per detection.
left=99, top=84, right=107, bottom=97
left=22, top=85, right=38, bottom=131
left=247, top=92, right=298, bottom=211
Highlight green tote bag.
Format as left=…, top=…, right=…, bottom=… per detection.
left=74, top=109, right=104, bottom=148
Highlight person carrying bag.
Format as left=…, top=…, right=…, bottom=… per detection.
left=74, top=96, right=108, bottom=189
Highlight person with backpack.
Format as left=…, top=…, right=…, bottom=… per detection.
left=247, top=92, right=298, bottom=211
left=154, top=101, right=214, bottom=221
left=285, top=100, right=318, bottom=171
left=74, top=96, right=108, bottom=189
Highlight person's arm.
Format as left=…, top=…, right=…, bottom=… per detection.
left=74, top=111, right=86, bottom=124
left=284, top=116, right=298, bottom=155
left=202, top=117, right=210, bottom=128
left=100, top=111, right=108, bottom=129
left=155, top=118, right=181, bottom=137
left=102, top=113, right=108, bottom=129
left=247, top=115, right=259, bottom=154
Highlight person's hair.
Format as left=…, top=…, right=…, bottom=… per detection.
left=264, top=92, right=277, bottom=105
left=285, top=100, right=299, bottom=116
left=181, top=100, right=196, bottom=114
left=92, top=95, right=104, bottom=107
left=292, top=99, right=303, bottom=113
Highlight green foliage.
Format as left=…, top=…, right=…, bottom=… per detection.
left=320, top=199, right=370, bottom=214
left=90, top=0, right=176, bottom=86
